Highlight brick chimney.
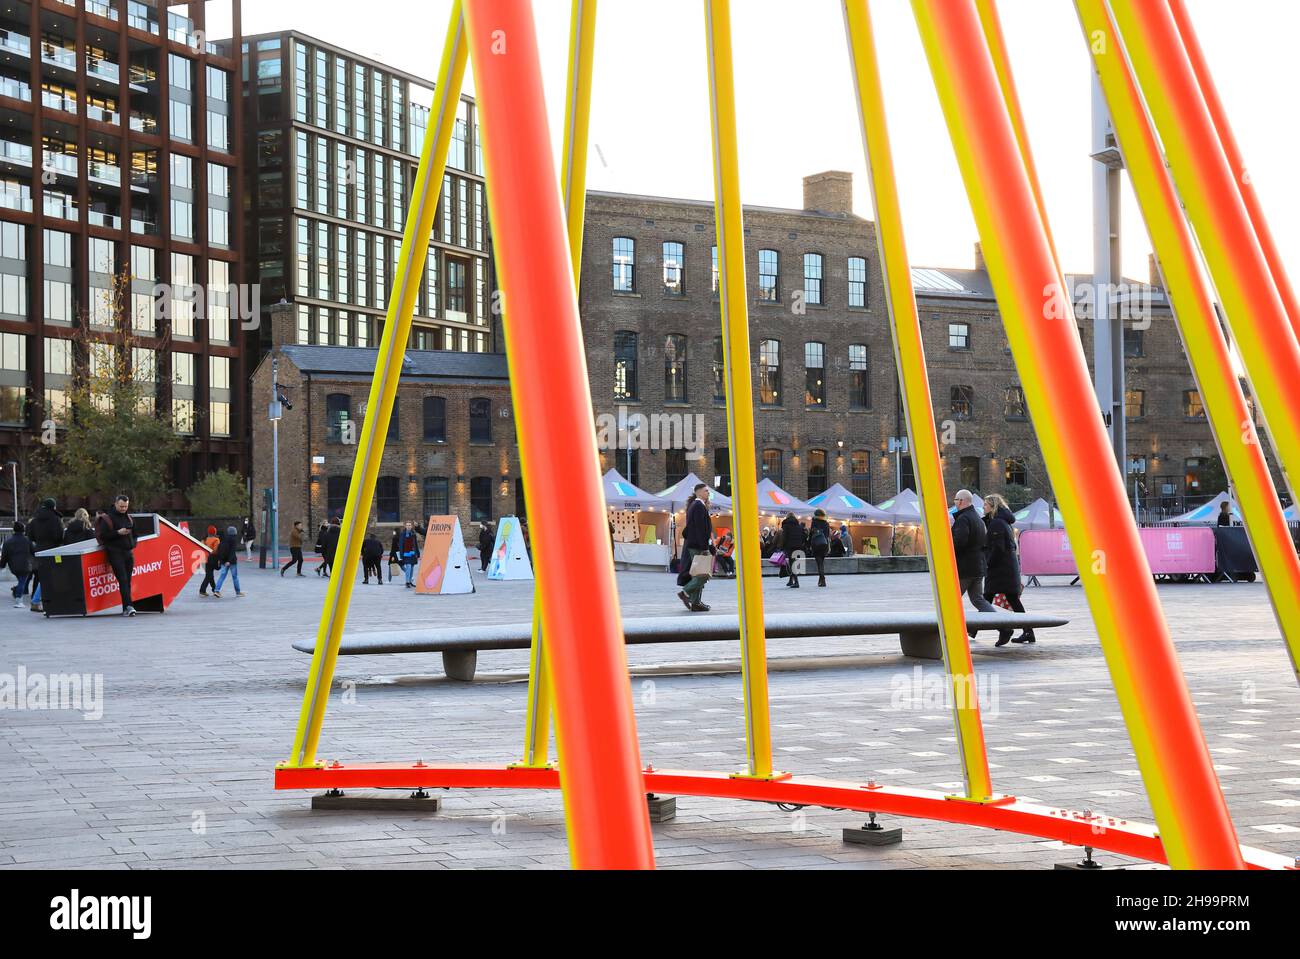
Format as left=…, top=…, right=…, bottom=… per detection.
left=268, top=300, right=296, bottom=349
left=802, top=171, right=853, bottom=216
left=974, top=242, right=986, bottom=272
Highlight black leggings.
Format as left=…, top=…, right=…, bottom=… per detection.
left=812, top=546, right=828, bottom=578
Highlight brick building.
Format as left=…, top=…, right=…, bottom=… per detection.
left=578, top=171, right=1223, bottom=509
left=250, top=305, right=516, bottom=542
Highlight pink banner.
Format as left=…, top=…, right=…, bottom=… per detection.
left=1018, top=527, right=1216, bottom=576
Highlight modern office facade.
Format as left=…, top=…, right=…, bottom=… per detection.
left=238, top=29, right=493, bottom=360
left=579, top=171, right=1227, bottom=511
left=0, top=0, right=246, bottom=493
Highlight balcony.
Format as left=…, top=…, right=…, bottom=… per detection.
left=130, top=214, right=158, bottom=236
left=41, top=90, right=77, bottom=114
left=42, top=151, right=78, bottom=177
left=43, top=192, right=78, bottom=221
left=87, top=160, right=120, bottom=186
left=86, top=0, right=120, bottom=20
left=87, top=103, right=119, bottom=125
left=0, top=28, right=30, bottom=59
left=129, top=111, right=158, bottom=135
left=89, top=209, right=121, bottom=229
left=0, top=139, right=32, bottom=166
left=0, top=185, right=32, bottom=212
left=40, top=42, right=76, bottom=72
left=86, top=57, right=120, bottom=84
left=0, top=76, right=30, bottom=102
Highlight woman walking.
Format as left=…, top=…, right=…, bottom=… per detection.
left=809, top=508, right=832, bottom=587
left=779, top=512, right=806, bottom=588
left=982, top=493, right=1034, bottom=646
left=394, top=520, right=421, bottom=588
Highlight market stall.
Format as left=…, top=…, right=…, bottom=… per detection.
left=602, top=468, right=672, bottom=567
left=807, top=483, right=894, bottom=555
left=874, top=488, right=926, bottom=555
left=1014, top=497, right=1065, bottom=531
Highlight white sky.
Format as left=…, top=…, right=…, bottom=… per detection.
left=215, top=0, right=1299, bottom=281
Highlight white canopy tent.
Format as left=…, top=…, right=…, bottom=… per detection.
left=1014, top=497, right=1065, bottom=530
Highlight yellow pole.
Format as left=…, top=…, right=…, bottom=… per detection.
left=842, top=0, right=994, bottom=802
left=286, top=5, right=469, bottom=768
left=1076, top=0, right=1300, bottom=681
left=704, top=0, right=780, bottom=781
left=516, top=0, right=598, bottom=769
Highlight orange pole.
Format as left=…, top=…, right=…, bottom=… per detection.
left=912, top=0, right=1242, bottom=869
left=1166, top=0, right=1300, bottom=343
left=462, top=0, right=654, bottom=869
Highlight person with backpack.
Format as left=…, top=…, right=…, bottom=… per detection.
left=809, top=508, right=832, bottom=588
left=95, top=493, right=138, bottom=616
left=393, top=520, right=421, bottom=588
left=1, top=521, right=35, bottom=608
left=211, top=526, right=244, bottom=598
left=361, top=530, right=385, bottom=584
left=198, top=525, right=221, bottom=596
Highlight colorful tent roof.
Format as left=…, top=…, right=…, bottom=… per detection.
left=874, top=488, right=923, bottom=523
left=1014, top=497, right=1065, bottom=530
left=656, top=472, right=732, bottom=512
left=755, top=478, right=816, bottom=517
left=601, top=468, right=671, bottom=511
left=807, top=483, right=893, bottom=523
left=1285, top=503, right=1299, bottom=522
left=1165, top=491, right=1241, bottom=526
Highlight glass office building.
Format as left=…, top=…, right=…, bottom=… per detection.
left=240, top=30, right=494, bottom=357
left=0, top=0, right=245, bottom=488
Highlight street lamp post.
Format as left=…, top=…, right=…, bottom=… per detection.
left=269, top=356, right=283, bottom=572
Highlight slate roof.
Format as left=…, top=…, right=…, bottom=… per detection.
left=278, top=345, right=509, bottom=381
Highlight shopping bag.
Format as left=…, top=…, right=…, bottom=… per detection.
left=992, top=593, right=1012, bottom=610
left=770, top=550, right=786, bottom=567
left=689, top=553, right=714, bottom=578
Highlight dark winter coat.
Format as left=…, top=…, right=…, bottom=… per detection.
left=323, top=525, right=341, bottom=564
left=97, top=510, right=136, bottom=554
left=683, top=498, right=714, bottom=551
left=241, top=520, right=256, bottom=543
left=361, top=536, right=384, bottom=562
left=982, top=506, right=1022, bottom=596
left=214, top=533, right=240, bottom=566
left=779, top=515, right=806, bottom=554
left=393, top=528, right=421, bottom=562
left=62, top=519, right=94, bottom=544
left=0, top=533, right=35, bottom=577
left=809, top=517, right=832, bottom=556
left=27, top=505, right=64, bottom=551
left=950, top=504, right=987, bottom=580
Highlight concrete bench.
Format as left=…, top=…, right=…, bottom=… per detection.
left=291, top=610, right=1068, bottom=681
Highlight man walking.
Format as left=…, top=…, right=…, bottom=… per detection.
left=677, top=482, right=715, bottom=612
left=96, top=493, right=137, bottom=616
left=951, top=488, right=995, bottom=637
left=281, top=520, right=306, bottom=576
left=212, top=525, right=245, bottom=598
left=321, top=516, right=341, bottom=578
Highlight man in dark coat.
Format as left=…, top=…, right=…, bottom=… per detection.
left=477, top=522, right=494, bottom=572
left=361, top=530, right=385, bottom=584
left=1, top=521, right=35, bottom=607
left=677, top=483, right=715, bottom=612
left=951, top=489, right=995, bottom=635
left=322, top=516, right=341, bottom=577
left=95, top=493, right=138, bottom=615
left=26, top=497, right=63, bottom=613
left=981, top=494, right=1033, bottom=647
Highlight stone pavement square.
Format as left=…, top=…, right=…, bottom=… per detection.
left=1, top=560, right=1298, bottom=869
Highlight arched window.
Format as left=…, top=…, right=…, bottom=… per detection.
left=612, top=237, right=635, bottom=292
left=803, top=253, right=823, bottom=305
left=423, top=395, right=446, bottom=442
left=325, top=392, right=350, bottom=443
left=469, top=397, right=491, bottom=443
left=376, top=475, right=400, bottom=523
